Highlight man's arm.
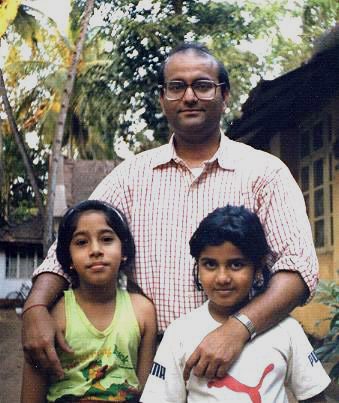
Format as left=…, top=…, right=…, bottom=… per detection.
left=22, top=273, right=70, bottom=379
left=184, top=271, right=307, bottom=380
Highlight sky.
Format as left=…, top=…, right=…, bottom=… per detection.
left=27, top=0, right=303, bottom=46
left=25, top=0, right=71, bottom=34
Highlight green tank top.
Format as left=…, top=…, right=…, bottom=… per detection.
left=47, top=288, right=141, bottom=402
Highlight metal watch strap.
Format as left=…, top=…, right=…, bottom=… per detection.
left=232, top=312, right=257, bottom=340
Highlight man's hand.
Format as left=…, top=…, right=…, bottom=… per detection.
left=21, top=305, right=72, bottom=380
left=21, top=272, right=69, bottom=378
left=183, top=316, right=249, bottom=381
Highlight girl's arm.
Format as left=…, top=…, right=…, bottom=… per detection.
left=130, top=293, right=157, bottom=389
left=21, top=361, right=48, bottom=403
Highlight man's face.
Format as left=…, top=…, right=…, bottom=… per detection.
left=160, top=50, right=228, bottom=143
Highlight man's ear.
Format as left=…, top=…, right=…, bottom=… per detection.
left=222, top=91, right=230, bottom=111
left=159, top=92, right=165, bottom=113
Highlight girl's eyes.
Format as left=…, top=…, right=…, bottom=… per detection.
left=199, top=259, right=247, bottom=270
left=102, top=236, right=115, bottom=243
left=72, top=234, right=115, bottom=246
left=73, top=238, right=87, bottom=247
left=230, top=261, right=245, bottom=270
left=200, top=259, right=217, bottom=269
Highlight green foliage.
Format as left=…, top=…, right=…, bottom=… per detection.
left=1, top=0, right=338, bottom=219
left=91, top=0, right=285, bottom=149
left=0, top=122, right=47, bottom=223
left=266, top=0, right=338, bottom=74
left=315, top=280, right=339, bottom=382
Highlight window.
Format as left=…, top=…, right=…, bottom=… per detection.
left=5, top=245, right=43, bottom=279
left=300, top=114, right=334, bottom=250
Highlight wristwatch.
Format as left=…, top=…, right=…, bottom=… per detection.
left=232, top=312, right=257, bottom=340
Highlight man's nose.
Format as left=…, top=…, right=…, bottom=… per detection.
left=182, top=85, right=198, bottom=102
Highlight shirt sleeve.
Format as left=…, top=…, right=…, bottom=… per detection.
left=33, top=163, right=129, bottom=280
left=284, top=318, right=330, bottom=400
left=141, top=323, right=187, bottom=403
left=257, top=163, right=319, bottom=301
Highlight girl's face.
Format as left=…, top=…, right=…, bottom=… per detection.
left=198, top=241, right=256, bottom=322
left=69, top=211, right=124, bottom=288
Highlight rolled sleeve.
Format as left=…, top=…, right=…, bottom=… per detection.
left=258, top=164, right=319, bottom=301
left=33, top=241, right=70, bottom=282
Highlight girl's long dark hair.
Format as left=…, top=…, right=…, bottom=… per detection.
left=190, top=205, right=271, bottom=294
left=56, top=199, right=144, bottom=295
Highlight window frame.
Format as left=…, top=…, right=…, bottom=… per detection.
left=5, top=245, right=42, bottom=279
left=299, top=113, right=334, bottom=252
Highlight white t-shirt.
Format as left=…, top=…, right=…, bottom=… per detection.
left=141, top=302, right=330, bottom=403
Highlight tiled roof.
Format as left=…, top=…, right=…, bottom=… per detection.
left=0, top=215, right=43, bottom=244
left=228, top=41, right=339, bottom=141
left=64, top=159, right=120, bottom=206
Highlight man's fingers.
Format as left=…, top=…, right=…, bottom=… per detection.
left=202, top=360, right=221, bottom=379
left=183, top=350, right=200, bottom=381
left=192, top=358, right=210, bottom=379
left=216, top=364, right=229, bottom=379
left=45, top=345, right=64, bottom=379
left=56, top=329, right=73, bottom=354
left=23, top=345, right=50, bottom=372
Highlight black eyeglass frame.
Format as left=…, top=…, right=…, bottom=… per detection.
left=161, top=80, right=226, bottom=101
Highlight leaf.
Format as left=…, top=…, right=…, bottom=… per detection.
left=0, top=0, right=22, bottom=38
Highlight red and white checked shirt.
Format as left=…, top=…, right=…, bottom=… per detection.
left=34, top=135, right=318, bottom=332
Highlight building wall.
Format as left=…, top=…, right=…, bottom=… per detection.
left=268, top=96, right=338, bottom=338
left=0, top=249, right=28, bottom=298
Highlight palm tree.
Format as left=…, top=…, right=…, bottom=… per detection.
left=0, top=3, right=46, bottom=219
left=43, top=0, right=95, bottom=252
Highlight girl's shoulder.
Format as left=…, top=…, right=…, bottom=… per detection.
left=129, top=292, right=157, bottom=335
left=129, top=292, right=156, bottom=317
left=50, top=295, right=66, bottom=333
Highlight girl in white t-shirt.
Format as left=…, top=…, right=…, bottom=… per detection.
left=141, top=205, right=330, bottom=403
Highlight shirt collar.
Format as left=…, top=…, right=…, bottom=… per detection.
left=151, top=132, right=236, bottom=170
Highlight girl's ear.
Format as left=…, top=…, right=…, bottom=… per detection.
left=121, top=256, right=127, bottom=262
left=193, top=261, right=203, bottom=291
left=253, top=267, right=264, bottom=289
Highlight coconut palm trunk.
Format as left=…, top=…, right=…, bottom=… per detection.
left=43, top=0, right=95, bottom=253
left=0, top=66, right=45, bottom=218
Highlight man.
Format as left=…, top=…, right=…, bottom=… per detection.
left=22, top=42, right=317, bottom=381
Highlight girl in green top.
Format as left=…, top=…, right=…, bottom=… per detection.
left=21, top=200, right=157, bottom=403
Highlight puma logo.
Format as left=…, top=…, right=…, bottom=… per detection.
left=207, top=363, right=274, bottom=403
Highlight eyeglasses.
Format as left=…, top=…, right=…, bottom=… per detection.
left=162, top=80, right=225, bottom=101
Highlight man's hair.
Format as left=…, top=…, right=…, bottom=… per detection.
left=189, top=205, right=270, bottom=291
left=158, top=42, right=230, bottom=95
